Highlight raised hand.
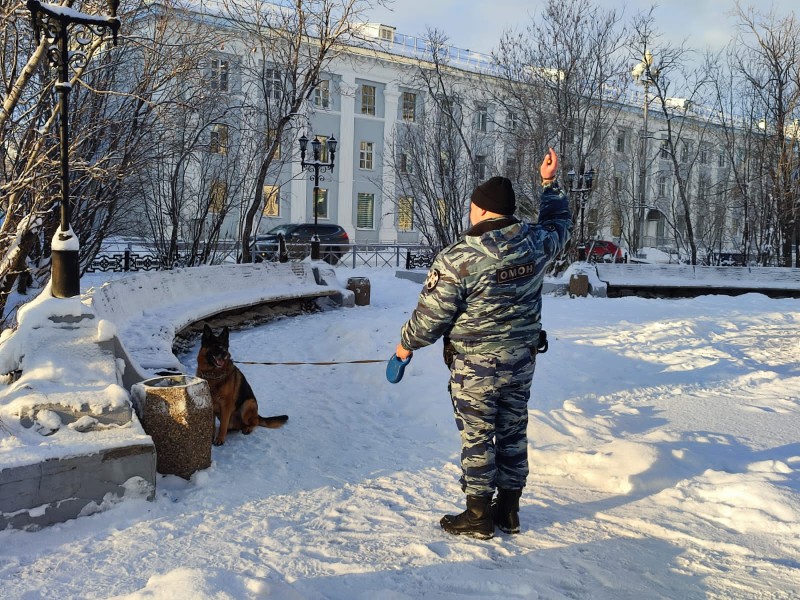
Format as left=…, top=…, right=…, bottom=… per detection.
left=540, top=147, right=558, bottom=183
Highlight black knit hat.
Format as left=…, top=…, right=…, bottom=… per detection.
left=471, top=176, right=516, bottom=215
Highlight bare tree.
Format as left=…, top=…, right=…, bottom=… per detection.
left=220, top=0, right=387, bottom=263
left=385, top=29, right=486, bottom=248
left=488, top=0, right=628, bottom=243
left=628, top=9, right=722, bottom=265
left=724, top=3, right=800, bottom=267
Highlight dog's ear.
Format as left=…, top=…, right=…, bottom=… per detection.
left=220, top=326, right=230, bottom=346
left=202, top=323, right=213, bottom=343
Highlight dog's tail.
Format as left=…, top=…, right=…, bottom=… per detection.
left=259, top=415, right=288, bottom=428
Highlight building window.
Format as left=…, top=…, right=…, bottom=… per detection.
left=399, top=152, right=412, bottom=174
left=437, top=198, right=447, bottom=221
left=361, top=84, right=376, bottom=115
left=614, top=175, right=623, bottom=196
left=314, top=79, right=330, bottom=109
left=267, top=128, right=280, bottom=159
left=475, top=155, right=487, bottom=180
left=700, top=146, right=710, bottom=164
left=681, top=142, right=689, bottom=163
left=476, top=104, right=488, bottom=132
left=209, top=180, right=227, bottom=212
left=611, top=208, right=622, bottom=237
left=660, top=139, right=669, bottom=160
left=262, top=185, right=279, bottom=216
left=357, top=193, right=374, bottom=229
left=616, top=129, right=627, bottom=153
left=718, top=150, right=726, bottom=168
left=210, top=58, right=229, bottom=92
left=210, top=124, right=228, bottom=154
left=507, top=111, right=518, bottom=132
left=379, top=26, right=395, bottom=42
left=657, top=173, right=667, bottom=197
left=265, top=68, right=282, bottom=101
left=359, top=141, right=374, bottom=169
left=314, top=188, right=328, bottom=219
left=398, top=196, right=413, bottom=231
left=505, top=153, right=517, bottom=178
left=402, top=92, right=416, bottom=122
left=316, top=135, right=329, bottom=163
left=439, top=151, right=451, bottom=176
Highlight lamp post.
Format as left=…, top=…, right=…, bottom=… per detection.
left=631, top=49, right=658, bottom=258
left=298, top=133, right=337, bottom=260
left=567, top=165, right=596, bottom=261
left=27, top=0, right=121, bottom=298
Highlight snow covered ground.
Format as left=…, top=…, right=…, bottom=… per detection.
left=1, top=267, right=799, bottom=599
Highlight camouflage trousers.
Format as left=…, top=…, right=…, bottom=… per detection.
left=448, top=346, right=536, bottom=497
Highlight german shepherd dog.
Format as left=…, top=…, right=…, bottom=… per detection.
left=197, top=324, right=288, bottom=445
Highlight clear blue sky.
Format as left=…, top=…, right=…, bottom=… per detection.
left=364, top=0, right=797, bottom=57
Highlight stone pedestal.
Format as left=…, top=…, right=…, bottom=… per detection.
left=132, top=375, right=213, bottom=479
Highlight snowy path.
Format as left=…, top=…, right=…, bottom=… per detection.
left=0, top=270, right=798, bottom=599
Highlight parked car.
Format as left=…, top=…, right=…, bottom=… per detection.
left=250, top=223, right=350, bottom=265
left=586, top=240, right=625, bottom=263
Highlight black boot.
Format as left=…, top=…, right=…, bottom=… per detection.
left=440, top=495, right=494, bottom=539
left=492, top=488, right=522, bottom=534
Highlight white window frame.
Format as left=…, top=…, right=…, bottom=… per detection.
left=475, top=155, right=487, bottom=180
left=361, top=84, right=376, bottom=115
left=476, top=104, right=488, bottom=133
left=357, top=193, right=375, bottom=229
left=616, top=129, right=627, bottom=153
left=210, top=124, right=228, bottom=154
left=314, top=79, right=330, bottom=109
left=209, top=180, right=227, bottom=212
left=359, top=141, right=374, bottom=170
left=507, top=110, right=518, bottom=132
left=265, top=68, right=282, bottom=101
left=398, top=196, right=414, bottom=231
left=210, top=58, right=229, bottom=92
left=402, top=92, right=416, bottom=121
left=314, top=188, right=328, bottom=219
left=316, top=135, right=329, bottom=163
left=399, top=152, right=413, bottom=174
left=262, top=185, right=280, bottom=217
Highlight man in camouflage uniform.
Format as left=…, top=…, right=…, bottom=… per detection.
left=394, top=148, right=572, bottom=539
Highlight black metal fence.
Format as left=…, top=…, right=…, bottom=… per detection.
left=86, top=244, right=440, bottom=273
left=85, top=250, right=204, bottom=273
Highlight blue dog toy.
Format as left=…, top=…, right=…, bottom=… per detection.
left=386, top=354, right=411, bottom=383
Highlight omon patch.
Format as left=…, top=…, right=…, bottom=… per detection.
left=497, top=262, right=536, bottom=283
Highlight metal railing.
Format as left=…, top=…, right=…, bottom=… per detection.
left=86, top=243, right=440, bottom=273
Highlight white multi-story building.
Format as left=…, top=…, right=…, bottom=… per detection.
left=139, top=2, right=748, bottom=260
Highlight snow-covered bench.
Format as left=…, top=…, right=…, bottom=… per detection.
left=0, top=261, right=351, bottom=529
left=595, top=263, right=800, bottom=298
left=85, top=261, right=352, bottom=385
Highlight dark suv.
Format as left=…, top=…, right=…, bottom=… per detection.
left=250, top=223, right=350, bottom=264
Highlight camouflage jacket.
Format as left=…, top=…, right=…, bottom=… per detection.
left=400, top=183, right=572, bottom=355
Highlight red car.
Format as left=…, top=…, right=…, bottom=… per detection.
left=586, top=240, right=624, bottom=263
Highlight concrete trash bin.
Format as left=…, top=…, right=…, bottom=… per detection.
left=569, top=273, right=590, bottom=298
left=347, top=277, right=371, bottom=306
left=131, top=375, right=214, bottom=479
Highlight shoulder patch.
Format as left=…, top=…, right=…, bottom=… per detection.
left=496, top=261, right=536, bottom=283
left=425, top=268, right=441, bottom=291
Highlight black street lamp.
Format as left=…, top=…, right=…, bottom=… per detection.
left=567, top=165, right=596, bottom=261
left=298, top=133, right=337, bottom=260
left=27, top=0, right=121, bottom=298
left=631, top=49, right=658, bottom=257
